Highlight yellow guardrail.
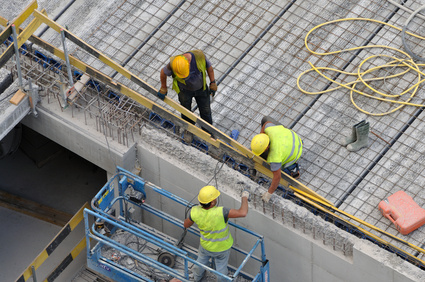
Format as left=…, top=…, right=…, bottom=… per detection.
left=16, top=203, right=90, bottom=282
left=0, top=1, right=331, bottom=205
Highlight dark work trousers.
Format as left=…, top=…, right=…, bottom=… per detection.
left=261, top=116, right=279, bottom=127
left=178, top=86, right=213, bottom=133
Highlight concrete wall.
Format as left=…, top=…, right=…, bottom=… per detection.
left=133, top=130, right=423, bottom=282
left=21, top=107, right=425, bottom=282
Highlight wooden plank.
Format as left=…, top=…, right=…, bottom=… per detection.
left=12, top=0, right=38, bottom=29
left=66, top=73, right=90, bottom=102
left=0, top=15, right=8, bottom=27
left=0, top=190, right=72, bottom=226
left=9, top=89, right=27, bottom=105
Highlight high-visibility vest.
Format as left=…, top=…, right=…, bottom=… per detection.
left=265, top=125, right=303, bottom=165
left=190, top=206, right=233, bottom=252
left=170, top=49, right=207, bottom=93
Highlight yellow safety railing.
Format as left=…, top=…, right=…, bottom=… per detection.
left=16, top=203, right=90, bottom=282
left=0, top=0, right=331, bottom=206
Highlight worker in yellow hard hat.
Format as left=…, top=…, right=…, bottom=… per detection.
left=158, top=50, right=217, bottom=139
left=184, top=185, right=250, bottom=282
left=251, top=116, right=303, bottom=203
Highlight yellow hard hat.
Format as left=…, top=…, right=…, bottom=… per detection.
left=172, top=55, right=190, bottom=78
left=198, top=185, right=220, bottom=204
left=251, top=133, right=270, bottom=156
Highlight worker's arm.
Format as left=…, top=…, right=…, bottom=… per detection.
left=228, top=195, right=249, bottom=218
left=184, top=218, right=194, bottom=228
left=261, top=169, right=280, bottom=202
left=157, top=68, right=168, bottom=100
left=268, top=169, right=281, bottom=194
left=260, top=121, right=271, bottom=133
left=206, top=65, right=215, bottom=82
left=160, top=68, right=168, bottom=89
left=207, top=66, right=217, bottom=96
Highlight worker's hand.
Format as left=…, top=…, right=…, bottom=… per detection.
left=209, top=81, right=217, bottom=97
left=241, top=189, right=250, bottom=201
left=261, top=192, right=272, bottom=203
left=156, top=87, right=167, bottom=100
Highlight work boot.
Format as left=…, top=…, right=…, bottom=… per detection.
left=347, top=121, right=369, bottom=152
left=283, top=163, right=301, bottom=179
left=340, top=120, right=366, bottom=146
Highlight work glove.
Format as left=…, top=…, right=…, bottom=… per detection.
left=261, top=192, right=272, bottom=203
left=241, top=188, right=251, bottom=201
left=209, top=81, right=217, bottom=97
left=156, top=87, right=167, bottom=100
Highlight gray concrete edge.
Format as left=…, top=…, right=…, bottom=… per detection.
left=22, top=105, right=136, bottom=174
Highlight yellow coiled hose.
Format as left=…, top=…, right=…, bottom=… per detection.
left=297, top=17, right=425, bottom=116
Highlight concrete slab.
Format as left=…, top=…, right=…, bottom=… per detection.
left=1, top=0, right=425, bottom=281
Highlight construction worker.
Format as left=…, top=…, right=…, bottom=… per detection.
left=251, top=116, right=303, bottom=203
left=157, top=50, right=217, bottom=137
left=184, top=185, right=249, bottom=282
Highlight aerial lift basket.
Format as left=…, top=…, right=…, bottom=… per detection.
left=84, top=166, right=270, bottom=282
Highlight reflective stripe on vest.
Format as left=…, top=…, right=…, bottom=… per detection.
left=190, top=206, right=233, bottom=252
left=265, top=125, right=303, bottom=165
left=170, top=49, right=207, bottom=94
left=199, top=226, right=230, bottom=242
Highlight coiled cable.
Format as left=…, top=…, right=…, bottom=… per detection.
left=298, top=16, right=425, bottom=116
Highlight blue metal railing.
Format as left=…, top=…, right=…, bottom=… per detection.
left=85, top=166, right=269, bottom=281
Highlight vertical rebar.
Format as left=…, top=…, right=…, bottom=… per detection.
left=59, top=75, right=67, bottom=106
left=31, top=265, right=37, bottom=282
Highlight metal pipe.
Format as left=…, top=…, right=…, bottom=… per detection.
left=11, top=24, right=23, bottom=87
left=61, top=29, right=74, bottom=85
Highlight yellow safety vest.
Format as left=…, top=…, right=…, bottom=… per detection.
left=265, top=125, right=303, bottom=165
left=170, top=49, right=207, bottom=93
left=190, top=206, right=233, bottom=252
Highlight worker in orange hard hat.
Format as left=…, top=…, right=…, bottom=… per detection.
left=251, top=116, right=303, bottom=203
left=158, top=50, right=217, bottom=139
left=184, top=185, right=250, bottom=282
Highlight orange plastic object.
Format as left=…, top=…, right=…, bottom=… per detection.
left=378, top=191, right=425, bottom=235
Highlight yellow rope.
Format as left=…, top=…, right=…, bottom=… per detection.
left=297, top=18, right=425, bottom=116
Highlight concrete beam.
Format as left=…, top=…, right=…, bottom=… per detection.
left=22, top=105, right=136, bottom=174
